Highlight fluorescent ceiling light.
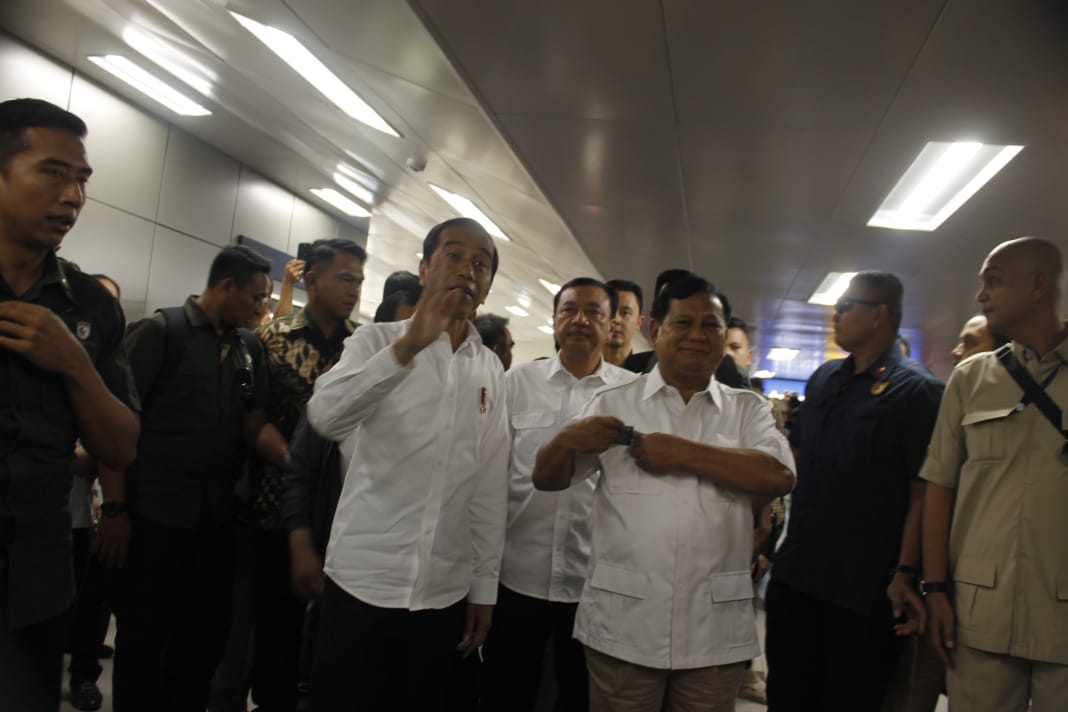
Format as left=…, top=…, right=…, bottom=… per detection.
left=505, top=305, right=529, bottom=317
left=230, top=12, right=400, bottom=137
left=539, top=278, right=561, bottom=295
left=752, top=369, right=776, bottom=379
left=309, top=188, right=371, bottom=217
left=87, top=55, right=211, bottom=116
left=428, top=184, right=511, bottom=241
left=767, top=347, right=800, bottom=362
left=808, top=272, right=857, bottom=306
left=517, top=294, right=531, bottom=309
left=332, top=172, right=374, bottom=206
left=122, top=27, right=215, bottom=96
left=868, top=141, right=1023, bottom=231
left=537, top=325, right=554, bottom=335
left=337, top=163, right=378, bottom=190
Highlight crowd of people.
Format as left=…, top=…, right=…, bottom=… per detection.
left=1, top=97, right=1066, bottom=712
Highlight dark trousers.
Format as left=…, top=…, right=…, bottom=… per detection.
left=68, top=527, right=110, bottom=684
left=113, top=514, right=235, bottom=712
left=208, top=522, right=256, bottom=712
left=765, top=578, right=902, bottom=712
left=480, top=585, right=587, bottom=712
left=0, top=567, right=67, bottom=711
left=312, top=577, right=467, bottom=712
left=251, top=528, right=306, bottom=712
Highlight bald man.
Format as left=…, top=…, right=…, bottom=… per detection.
left=951, top=315, right=1007, bottom=366
left=920, top=237, right=1068, bottom=711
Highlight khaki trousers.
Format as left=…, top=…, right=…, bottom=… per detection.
left=585, top=646, right=745, bottom=712
left=946, top=644, right=1068, bottom=712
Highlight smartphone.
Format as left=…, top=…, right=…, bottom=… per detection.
left=296, top=242, right=311, bottom=261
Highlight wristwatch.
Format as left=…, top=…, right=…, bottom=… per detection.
left=100, top=500, right=128, bottom=518
left=920, top=580, right=949, bottom=595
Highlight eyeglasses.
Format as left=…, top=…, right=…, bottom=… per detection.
left=834, top=297, right=882, bottom=314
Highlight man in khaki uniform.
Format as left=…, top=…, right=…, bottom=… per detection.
left=921, top=237, right=1068, bottom=711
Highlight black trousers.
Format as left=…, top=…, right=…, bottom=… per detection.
left=68, top=526, right=111, bottom=684
left=765, top=578, right=902, bottom=712
left=479, top=585, right=587, bottom=712
left=250, top=528, right=306, bottom=712
left=0, top=566, right=67, bottom=711
left=312, top=577, right=468, bottom=712
left=113, top=514, right=235, bottom=712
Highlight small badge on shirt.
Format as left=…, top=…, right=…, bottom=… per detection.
left=480, top=386, right=487, bottom=413
left=75, top=321, right=91, bottom=341
left=870, top=381, right=888, bottom=396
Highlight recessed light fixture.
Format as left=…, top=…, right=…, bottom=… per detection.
left=538, top=278, right=561, bottom=295
left=122, top=27, right=215, bottom=97
left=752, top=369, right=776, bottom=379
left=505, top=305, right=529, bottom=317
left=537, top=325, right=554, bottom=335
left=87, top=55, right=211, bottom=116
left=517, top=294, right=531, bottom=309
left=230, top=12, right=400, bottom=137
left=808, top=272, right=857, bottom=306
left=309, top=188, right=371, bottom=217
left=868, top=141, right=1023, bottom=231
left=767, top=347, right=800, bottom=362
left=332, top=172, right=374, bottom=206
left=428, top=184, right=510, bottom=241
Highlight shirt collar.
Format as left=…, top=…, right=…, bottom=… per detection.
left=642, top=362, right=721, bottom=408
left=183, top=295, right=215, bottom=330
left=4, top=251, right=76, bottom=303
left=838, top=342, right=904, bottom=380
left=546, top=353, right=610, bottom=382
left=289, top=307, right=356, bottom=340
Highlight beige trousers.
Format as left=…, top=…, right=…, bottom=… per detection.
left=946, top=644, right=1068, bottom=712
left=585, top=646, right=745, bottom=712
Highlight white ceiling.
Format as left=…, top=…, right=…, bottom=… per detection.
left=3, top=0, right=1067, bottom=376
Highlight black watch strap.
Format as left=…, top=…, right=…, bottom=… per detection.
left=100, top=501, right=128, bottom=518
left=920, top=580, right=949, bottom=595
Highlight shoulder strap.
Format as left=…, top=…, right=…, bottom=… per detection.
left=995, top=344, right=1067, bottom=444
left=149, top=306, right=190, bottom=402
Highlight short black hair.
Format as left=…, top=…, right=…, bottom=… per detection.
left=606, top=279, right=643, bottom=313
left=374, top=289, right=420, bottom=323
left=851, top=271, right=903, bottom=330
left=383, top=270, right=421, bottom=300
left=726, top=316, right=750, bottom=336
left=89, top=273, right=121, bottom=300
left=302, top=239, right=366, bottom=277
left=473, top=313, right=510, bottom=350
left=650, top=275, right=732, bottom=323
left=553, top=277, right=619, bottom=318
left=654, top=269, right=694, bottom=297
left=0, top=98, right=87, bottom=170
left=207, top=245, right=272, bottom=288
left=422, top=217, right=498, bottom=276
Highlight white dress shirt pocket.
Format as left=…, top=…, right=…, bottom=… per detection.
left=511, top=410, right=556, bottom=430
left=709, top=570, right=758, bottom=648
left=601, top=449, right=662, bottom=495
left=587, top=561, right=649, bottom=640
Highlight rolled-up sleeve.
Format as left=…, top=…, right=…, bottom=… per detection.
left=919, top=370, right=965, bottom=489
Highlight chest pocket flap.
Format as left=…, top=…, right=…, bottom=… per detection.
left=961, top=407, right=1015, bottom=461
left=711, top=570, right=754, bottom=602
left=589, top=562, right=648, bottom=599
left=511, top=410, right=557, bottom=430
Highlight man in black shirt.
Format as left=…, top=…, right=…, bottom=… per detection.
left=114, top=245, right=286, bottom=712
left=0, top=98, right=140, bottom=711
left=765, top=271, right=944, bottom=710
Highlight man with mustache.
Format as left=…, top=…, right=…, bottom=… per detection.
left=533, top=274, right=794, bottom=711
left=480, top=278, right=635, bottom=711
left=306, top=217, right=509, bottom=711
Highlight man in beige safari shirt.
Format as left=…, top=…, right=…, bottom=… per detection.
left=921, top=237, right=1068, bottom=711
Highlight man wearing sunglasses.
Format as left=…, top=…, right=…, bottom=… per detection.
left=766, top=271, right=944, bottom=710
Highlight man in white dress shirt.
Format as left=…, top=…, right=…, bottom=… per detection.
left=534, top=274, right=796, bottom=712
left=481, top=277, right=636, bottom=711
left=305, top=217, right=509, bottom=711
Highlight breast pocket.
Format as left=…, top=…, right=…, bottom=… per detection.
left=961, top=408, right=1014, bottom=462
left=510, top=410, right=556, bottom=431
left=600, top=448, right=661, bottom=495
